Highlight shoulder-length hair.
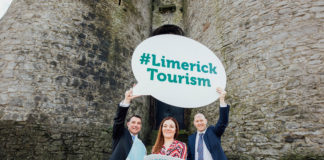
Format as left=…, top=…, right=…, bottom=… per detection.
left=152, top=116, right=180, bottom=154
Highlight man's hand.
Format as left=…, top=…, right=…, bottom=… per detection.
left=123, top=87, right=141, bottom=105
left=216, top=87, right=227, bottom=107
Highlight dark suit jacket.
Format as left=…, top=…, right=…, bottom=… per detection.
left=187, top=105, right=230, bottom=160
left=110, top=105, right=133, bottom=160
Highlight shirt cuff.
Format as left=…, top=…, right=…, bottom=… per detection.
left=220, top=103, right=227, bottom=108
left=119, top=100, right=130, bottom=107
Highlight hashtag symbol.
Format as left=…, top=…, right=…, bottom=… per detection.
left=140, top=53, right=151, bottom=65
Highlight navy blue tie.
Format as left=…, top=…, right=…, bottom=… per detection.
left=198, top=133, right=204, bottom=160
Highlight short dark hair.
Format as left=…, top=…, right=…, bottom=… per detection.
left=152, top=24, right=184, bottom=36
left=127, top=115, right=142, bottom=122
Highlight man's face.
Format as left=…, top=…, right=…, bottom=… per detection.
left=127, top=117, right=142, bottom=135
left=194, top=114, right=207, bottom=132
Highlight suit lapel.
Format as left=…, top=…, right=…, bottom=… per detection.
left=204, top=128, right=212, bottom=153
left=191, top=132, right=197, bottom=153
left=126, top=130, right=133, bottom=145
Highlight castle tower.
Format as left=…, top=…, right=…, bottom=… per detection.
left=0, top=0, right=323, bottom=159
left=185, top=0, right=324, bottom=158
left=0, top=0, right=151, bottom=159
left=152, top=0, right=184, bottom=30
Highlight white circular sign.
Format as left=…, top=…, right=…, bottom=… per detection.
left=132, top=34, right=226, bottom=108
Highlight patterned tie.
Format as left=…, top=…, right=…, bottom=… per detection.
left=198, top=133, right=204, bottom=160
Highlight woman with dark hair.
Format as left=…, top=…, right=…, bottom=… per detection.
left=152, top=117, right=187, bottom=159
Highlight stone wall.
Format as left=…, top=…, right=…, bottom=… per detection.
left=185, top=0, right=324, bottom=159
left=0, top=0, right=151, bottom=159
left=152, top=0, right=184, bottom=30
left=1, top=0, right=324, bottom=159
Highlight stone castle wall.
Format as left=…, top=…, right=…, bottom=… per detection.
left=0, top=0, right=151, bottom=159
left=0, top=0, right=323, bottom=159
left=185, top=0, right=323, bottom=159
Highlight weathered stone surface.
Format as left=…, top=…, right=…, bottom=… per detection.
left=0, top=120, right=113, bottom=159
left=152, top=0, right=184, bottom=30
left=1, top=0, right=324, bottom=159
left=0, top=0, right=151, bottom=159
left=185, top=0, right=324, bottom=159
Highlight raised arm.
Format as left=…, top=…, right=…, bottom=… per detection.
left=112, top=105, right=129, bottom=140
left=112, top=88, right=140, bottom=139
left=212, top=88, right=230, bottom=137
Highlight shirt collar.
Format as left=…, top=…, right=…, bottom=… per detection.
left=197, top=129, right=206, bottom=134
left=130, top=132, right=138, bottom=138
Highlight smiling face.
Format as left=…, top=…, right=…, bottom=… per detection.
left=194, top=113, right=207, bottom=132
left=127, top=116, right=142, bottom=135
left=162, top=119, right=176, bottom=139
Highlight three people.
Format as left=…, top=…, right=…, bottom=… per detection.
left=111, top=87, right=229, bottom=160
left=111, top=25, right=229, bottom=160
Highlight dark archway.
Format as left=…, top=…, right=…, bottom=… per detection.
left=148, top=24, right=190, bottom=130
left=150, top=97, right=185, bottom=129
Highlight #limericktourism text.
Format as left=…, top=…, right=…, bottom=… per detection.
left=140, top=53, right=217, bottom=87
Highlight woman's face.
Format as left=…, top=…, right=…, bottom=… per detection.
left=162, top=119, right=176, bottom=139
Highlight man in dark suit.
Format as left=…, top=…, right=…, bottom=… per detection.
left=110, top=24, right=184, bottom=160
left=187, top=88, right=230, bottom=160
left=110, top=88, right=145, bottom=160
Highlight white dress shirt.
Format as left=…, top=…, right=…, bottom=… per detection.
left=195, top=104, right=227, bottom=160
left=195, top=130, right=213, bottom=160
left=119, top=100, right=130, bottom=107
